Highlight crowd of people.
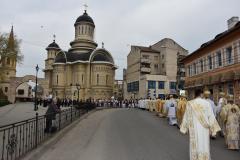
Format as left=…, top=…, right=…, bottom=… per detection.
left=38, top=91, right=239, bottom=159
left=135, top=90, right=239, bottom=160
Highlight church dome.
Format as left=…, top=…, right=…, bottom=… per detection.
left=55, top=51, right=67, bottom=63
left=46, top=40, right=60, bottom=50
left=75, top=11, right=95, bottom=26
left=90, top=48, right=114, bottom=64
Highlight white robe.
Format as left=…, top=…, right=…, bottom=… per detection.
left=180, top=98, right=221, bottom=160
left=166, top=99, right=177, bottom=125
left=206, top=98, right=216, bottom=117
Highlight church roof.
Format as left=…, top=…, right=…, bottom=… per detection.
left=66, top=51, right=92, bottom=62
left=75, top=11, right=95, bottom=26
left=54, top=48, right=114, bottom=64
left=46, top=40, right=61, bottom=50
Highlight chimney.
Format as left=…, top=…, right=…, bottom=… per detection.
left=227, top=16, right=239, bottom=29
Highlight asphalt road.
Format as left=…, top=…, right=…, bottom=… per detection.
left=24, top=108, right=240, bottom=160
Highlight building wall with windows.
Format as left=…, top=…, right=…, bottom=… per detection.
left=183, top=17, right=240, bottom=104
left=124, top=38, right=188, bottom=99
left=43, top=10, right=117, bottom=100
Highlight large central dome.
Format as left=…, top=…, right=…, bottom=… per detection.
left=75, top=10, right=94, bottom=26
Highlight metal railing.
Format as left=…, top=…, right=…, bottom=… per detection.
left=0, top=106, right=92, bottom=160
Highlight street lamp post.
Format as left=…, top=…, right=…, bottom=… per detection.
left=34, top=64, right=39, bottom=111
left=76, top=83, right=81, bottom=102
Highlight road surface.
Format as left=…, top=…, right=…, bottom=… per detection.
left=24, top=108, right=240, bottom=160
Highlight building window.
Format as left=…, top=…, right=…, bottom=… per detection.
left=142, top=55, right=149, bottom=59
left=5, top=87, right=8, bottom=92
left=106, top=75, right=108, bottom=85
left=228, top=83, right=234, bottom=95
left=208, top=55, right=212, bottom=70
left=56, top=75, right=58, bottom=84
left=188, top=65, right=191, bottom=76
left=97, top=74, right=99, bottom=85
left=170, top=82, right=176, bottom=90
left=127, top=81, right=139, bottom=92
left=193, top=63, right=197, bottom=75
left=218, top=85, right=223, bottom=92
left=226, top=47, right=233, bottom=64
left=200, top=59, right=204, bottom=72
left=18, top=89, right=24, bottom=95
left=154, top=64, right=158, bottom=69
left=7, top=58, right=10, bottom=65
left=158, top=81, right=165, bottom=89
left=217, top=51, right=222, bottom=67
left=148, top=81, right=156, bottom=89
left=162, top=54, right=164, bottom=59
left=82, top=74, right=84, bottom=84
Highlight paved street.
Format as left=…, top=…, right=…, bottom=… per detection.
left=0, top=102, right=69, bottom=126
left=24, top=108, right=240, bottom=160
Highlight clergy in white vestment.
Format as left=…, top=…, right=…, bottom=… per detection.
left=203, top=90, right=217, bottom=117
left=180, top=89, right=221, bottom=160
left=166, top=95, right=177, bottom=125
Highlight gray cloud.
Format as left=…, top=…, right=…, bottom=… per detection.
left=0, top=0, right=239, bottom=79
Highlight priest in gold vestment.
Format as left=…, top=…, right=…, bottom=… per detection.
left=223, top=95, right=240, bottom=150
left=176, top=93, right=187, bottom=127
left=180, top=90, right=221, bottom=160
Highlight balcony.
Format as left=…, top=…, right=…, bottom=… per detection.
left=141, top=58, right=151, bottom=64
left=140, top=67, right=151, bottom=73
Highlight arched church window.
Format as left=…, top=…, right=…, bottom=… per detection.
left=82, top=74, right=84, bottom=84
left=82, top=26, right=84, bottom=34
left=7, top=58, right=10, bottom=65
left=106, top=75, right=108, bottom=85
left=56, top=75, right=58, bottom=84
left=97, top=74, right=99, bottom=85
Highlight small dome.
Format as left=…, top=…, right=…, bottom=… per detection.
left=46, top=40, right=60, bottom=50
left=75, top=11, right=94, bottom=26
left=92, top=54, right=111, bottom=62
left=91, top=49, right=114, bottom=64
left=55, top=51, right=66, bottom=63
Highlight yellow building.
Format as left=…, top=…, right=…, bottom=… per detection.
left=0, top=26, right=17, bottom=98
left=44, top=10, right=117, bottom=100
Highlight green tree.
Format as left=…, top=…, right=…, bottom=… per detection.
left=0, top=31, right=23, bottom=64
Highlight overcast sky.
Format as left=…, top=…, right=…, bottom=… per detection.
left=0, top=0, right=239, bottom=79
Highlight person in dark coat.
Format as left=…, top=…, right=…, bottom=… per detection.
left=45, top=98, right=60, bottom=133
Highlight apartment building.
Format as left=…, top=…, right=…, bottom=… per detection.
left=182, top=17, right=240, bottom=104
left=124, top=38, right=188, bottom=99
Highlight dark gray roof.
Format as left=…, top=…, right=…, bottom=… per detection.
left=92, top=53, right=112, bottom=62
left=54, top=49, right=114, bottom=64
left=55, top=51, right=66, bottom=63
left=46, top=40, right=60, bottom=50
left=66, top=51, right=92, bottom=62
left=75, top=11, right=94, bottom=26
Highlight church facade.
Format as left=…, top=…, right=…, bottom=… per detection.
left=44, top=10, right=117, bottom=100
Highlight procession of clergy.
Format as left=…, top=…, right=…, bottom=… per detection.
left=138, top=90, right=239, bottom=160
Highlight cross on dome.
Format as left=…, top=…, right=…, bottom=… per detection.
left=83, top=4, right=88, bottom=12
left=53, top=34, right=56, bottom=42
left=102, top=42, right=104, bottom=49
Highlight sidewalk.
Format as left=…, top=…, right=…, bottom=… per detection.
left=0, top=102, right=70, bottom=126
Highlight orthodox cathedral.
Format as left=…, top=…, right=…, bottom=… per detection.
left=44, top=9, right=117, bottom=100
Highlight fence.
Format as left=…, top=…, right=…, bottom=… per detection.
left=0, top=106, right=91, bottom=160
